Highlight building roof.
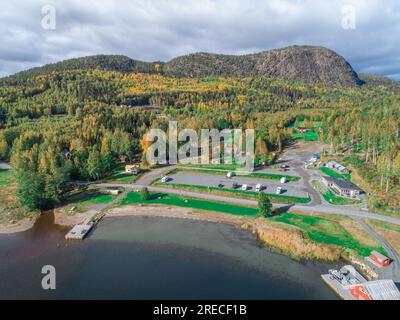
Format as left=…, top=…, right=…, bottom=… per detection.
left=371, top=250, right=390, bottom=261
left=323, top=176, right=362, bottom=191
left=364, top=280, right=400, bottom=300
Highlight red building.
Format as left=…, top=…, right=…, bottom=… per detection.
left=370, top=251, right=391, bottom=267
left=350, top=285, right=372, bottom=300
left=350, top=280, right=400, bottom=300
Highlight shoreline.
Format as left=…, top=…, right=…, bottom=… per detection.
left=103, top=204, right=250, bottom=227
left=0, top=204, right=383, bottom=272
left=55, top=204, right=344, bottom=262
left=0, top=216, right=37, bottom=234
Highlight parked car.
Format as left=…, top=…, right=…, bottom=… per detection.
left=242, top=184, right=248, bottom=191
left=276, top=187, right=282, bottom=195
left=227, top=172, right=235, bottom=178
left=232, top=182, right=239, bottom=189
left=280, top=177, right=287, bottom=184
left=255, top=184, right=263, bottom=192
left=161, top=176, right=171, bottom=183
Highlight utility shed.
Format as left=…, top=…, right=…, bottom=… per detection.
left=364, top=280, right=400, bottom=300
left=370, top=250, right=391, bottom=267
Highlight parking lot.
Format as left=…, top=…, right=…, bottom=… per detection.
left=164, top=171, right=310, bottom=198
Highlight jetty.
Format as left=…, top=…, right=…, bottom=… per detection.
left=65, top=188, right=127, bottom=240
left=322, top=265, right=400, bottom=300
left=65, top=224, right=93, bottom=240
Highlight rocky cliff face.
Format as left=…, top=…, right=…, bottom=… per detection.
left=164, top=46, right=362, bottom=87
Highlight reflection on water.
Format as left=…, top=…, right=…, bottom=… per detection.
left=0, top=212, right=338, bottom=299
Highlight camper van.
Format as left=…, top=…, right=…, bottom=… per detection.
left=276, top=187, right=282, bottom=195
left=280, top=177, right=287, bottom=184
left=242, top=184, right=248, bottom=191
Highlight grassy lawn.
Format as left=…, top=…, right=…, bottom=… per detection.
left=322, top=190, right=361, bottom=206
left=120, top=191, right=259, bottom=216
left=65, top=190, right=116, bottom=213
left=367, top=220, right=400, bottom=255
left=320, top=167, right=351, bottom=180
left=102, top=166, right=148, bottom=183
left=184, top=163, right=245, bottom=171
left=368, top=220, right=400, bottom=233
left=0, top=169, right=14, bottom=185
left=156, top=182, right=311, bottom=204
left=291, top=130, right=319, bottom=141
left=272, top=213, right=384, bottom=257
left=174, top=168, right=301, bottom=182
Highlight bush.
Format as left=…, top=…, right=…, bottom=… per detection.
left=140, top=187, right=150, bottom=200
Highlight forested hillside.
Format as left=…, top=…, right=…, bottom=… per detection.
left=0, top=62, right=399, bottom=215
left=6, top=46, right=361, bottom=87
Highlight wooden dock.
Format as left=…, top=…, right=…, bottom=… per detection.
left=65, top=224, right=93, bottom=240
left=321, top=274, right=356, bottom=300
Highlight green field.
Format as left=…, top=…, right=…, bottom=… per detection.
left=272, top=213, right=384, bottom=257
left=320, top=167, right=351, bottom=180
left=156, top=182, right=311, bottom=204
left=322, top=190, right=361, bottom=206
left=174, top=168, right=301, bottom=182
left=291, top=130, right=319, bottom=141
left=102, top=166, right=147, bottom=183
left=0, top=169, right=14, bottom=185
left=120, top=191, right=259, bottom=216
left=66, top=191, right=115, bottom=212
left=368, top=220, right=400, bottom=233
left=184, top=163, right=245, bottom=171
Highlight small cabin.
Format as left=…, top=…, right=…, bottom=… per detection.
left=125, top=164, right=141, bottom=175
left=99, top=189, right=120, bottom=196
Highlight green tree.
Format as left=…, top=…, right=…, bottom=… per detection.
left=140, top=187, right=150, bottom=201
left=16, top=171, right=48, bottom=210
left=258, top=192, right=273, bottom=217
left=86, top=148, right=103, bottom=180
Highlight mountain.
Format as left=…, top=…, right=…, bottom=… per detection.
left=164, top=46, right=362, bottom=87
left=359, top=73, right=400, bottom=93
left=11, top=55, right=161, bottom=79
left=6, top=46, right=362, bottom=87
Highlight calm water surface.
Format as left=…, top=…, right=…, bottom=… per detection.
left=0, top=212, right=338, bottom=299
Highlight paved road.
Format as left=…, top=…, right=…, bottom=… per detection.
left=135, top=165, right=177, bottom=185
left=354, top=217, right=400, bottom=283
left=292, top=164, right=322, bottom=206
left=83, top=181, right=400, bottom=226
left=166, top=171, right=309, bottom=198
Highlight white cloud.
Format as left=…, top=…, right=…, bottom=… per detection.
left=0, top=0, right=399, bottom=79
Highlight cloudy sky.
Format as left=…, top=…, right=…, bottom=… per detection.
left=1, top=0, right=399, bottom=79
